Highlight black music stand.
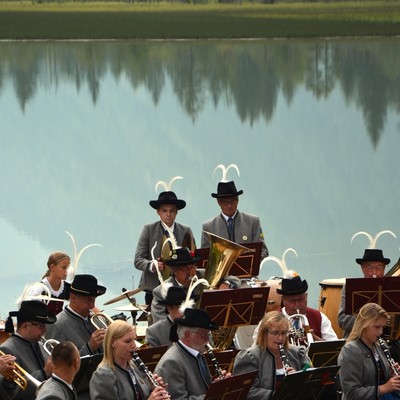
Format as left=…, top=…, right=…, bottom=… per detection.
left=199, top=286, right=270, bottom=327
left=271, top=366, right=340, bottom=400
left=135, top=345, right=168, bottom=372
left=308, top=340, right=346, bottom=368
left=345, top=277, right=400, bottom=315
left=203, top=370, right=258, bottom=400
left=196, top=242, right=263, bottom=278
left=73, top=354, right=103, bottom=393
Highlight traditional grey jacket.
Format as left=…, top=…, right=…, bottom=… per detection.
left=337, top=283, right=356, bottom=338
left=134, top=221, right=195, bottom=292
left=46, top=307, right=102, bottom=357
left=233, top=344, right=309, bottom=400
left=0, top=333, right=49, bottom=400
left=201, top=211, right=269, bottom=259
left=145, top=316, right=174, bottom=348
left=338, top=339, right=400, bottom=400
left=89, top=362, right=151, bottom=400
left=154, top=341, right=211, bottom=400
left=36, top=375, right=78, bottom=400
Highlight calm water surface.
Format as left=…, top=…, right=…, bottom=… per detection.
left=1, top=38, right=399, bottom=320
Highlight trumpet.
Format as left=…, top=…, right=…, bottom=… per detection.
left=90, top=312, right=114, bottom=330
left=131, top=351, right=161, bottom=388
left=288, top=310, right=314, bottom=347
left=278, top=344, right=291, bottom=376
left=206, top=344, right=224, bottom=380
left=378, top=337, right=400, bottom=376
left=0, top=350, right=41, bottom=390
left=39, top=336, right=60, bottom=356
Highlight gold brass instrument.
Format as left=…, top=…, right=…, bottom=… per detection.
left=0, top=350, right=41, bottom=390
left=288, top=310, right=314, bottom=347
left=278, top=344, right=291, bottom=376
left=203, top=231, right=254, bottom=350
left=90, top=312, right=114, bottom=330
left=378, top=337, right=400, bottom=375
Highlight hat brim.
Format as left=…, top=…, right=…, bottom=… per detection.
left=356, top=258, right=390, bottom=265
left=70, top=285, right=107, bottom=297
left=174, top=318, right=219, bottom=331
left=165, top=255, right=201, bottom=267
left=149, top=199, right=186, bottom=210
left=276, top=288, right=308, bottom=295
left=211, top=190, right=243, bottom=199
left=159, top=294, right=200, bottom=306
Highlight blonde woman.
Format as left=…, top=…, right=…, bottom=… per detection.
left=90, top=320, right=169, bottom=400
left=233, top=310, right=310, bottom=400
left=338, top=302, right=400, bottom=400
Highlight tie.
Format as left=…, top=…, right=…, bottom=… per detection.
left=227, top=217, right=234, bottom=240
left=197, top=353, right=209, bottom=381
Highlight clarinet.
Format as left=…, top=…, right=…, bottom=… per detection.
left=206, top=344, right=224, bottom=380
left=378, top=338, right=400, bottom=376
left=278, top=344, right=291, bottom=376
left=131, top=351, right=161, bottom=387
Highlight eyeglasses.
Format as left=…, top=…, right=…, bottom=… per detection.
left=192, top=331, right=212, bottom=339
left=27, top=322, right=46, bottom=328
left=363, top=266, right=385, bottom=272
left=267, top=330, right=289, bottom=337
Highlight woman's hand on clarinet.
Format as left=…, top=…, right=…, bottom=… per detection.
left=149, top=384, right=170, bottom=399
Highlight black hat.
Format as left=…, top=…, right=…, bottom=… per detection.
left=276, top=276, right=308, bottom=295
left=149, top=191, right=186, bottom=210
left=165, top=247, right=201, bottom=268
left=174, top=308, right=218, bottom=331
left=211, top=181, right=243, bottom=198
left=159, top=287, right=189, bottom=306
left=70, top=274, right=107, bottom=297
left=356, top=249, right=390, bottom=265
left=5, top=300, right=56, bottom=332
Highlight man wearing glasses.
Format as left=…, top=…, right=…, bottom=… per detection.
left=338, top=249, right=390, bottom=338
left=0, top=300, right=56, bottom=400
left=155, top=308, right=230, bottom=399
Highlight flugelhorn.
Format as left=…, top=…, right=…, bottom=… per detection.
left=90, top=312, right=114, bottom=330
left=288, top=310, right=314, bottom=347
left=39, top=336, right=60, bottom=356
left=278, top=344, right=291, bottom=376
left=0, top=350, right=41, bottom=390
left=378, top=337, right=400, bottom=376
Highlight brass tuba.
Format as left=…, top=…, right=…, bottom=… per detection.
left=203, top=231, right=254, bottom=350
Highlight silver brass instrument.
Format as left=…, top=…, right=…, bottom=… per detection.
left=90, top=312, right=114, bottom=329
left=131, top=351, right=161, bottom=388
left=0, top=350, right=41, bottom=390
left=378, top=337, right=400, bottom=376
left=206, top=344, right=224, bottom=380
left=39, top=336, right=60, bottom=356
left=288, top=310, right=314, bottom=347
left=278, top=344, right=291, bottom=376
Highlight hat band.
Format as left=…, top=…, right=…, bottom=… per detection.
left=35, top=315, right=48, bottom=320
left=71, top=286, right=93, bottom=295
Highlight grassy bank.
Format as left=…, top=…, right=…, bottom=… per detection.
left=0, top=1, right=400, bottom=39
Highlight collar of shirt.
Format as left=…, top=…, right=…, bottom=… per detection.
left=66, top=305, right=86, bottom=321
left=52, top=373, right=74, bottom=390
left=221, top=211, right=238, bottom=222
left=178, top=340, right=200, bottom=358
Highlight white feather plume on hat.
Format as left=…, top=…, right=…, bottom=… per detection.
left=213, top=164, right=240, bottom=182
left=351, top=230, right=396, bottom=249
left=155, top=176, right=183, bottom=193
left=260, top=248, right=299, bottom=278
left=179, top=276, right=209, bottom=314
left=16, top=282, right=63, bottom=309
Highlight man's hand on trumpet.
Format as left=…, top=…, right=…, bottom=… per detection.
left=0, top=353, right=16, bottom=376
left=88, top=328, right=106, bottom=352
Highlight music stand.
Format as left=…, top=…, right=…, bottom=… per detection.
left=203, top=370, right=258, bottom=400
left=199, top=287, right=270, bottom=328
left=345, top=277, right=400, bottom=315
left=135, top=345, right=168, bottom=372
left=271, top=366, right=340, bottom=400
left=196, top=242, right=263, bottom=278
left=73, top=354, right=103, bottom=393
left=308, top=340, right=346, bottom=368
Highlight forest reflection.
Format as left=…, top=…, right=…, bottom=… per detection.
left=0, top=38, right=399, bottom=146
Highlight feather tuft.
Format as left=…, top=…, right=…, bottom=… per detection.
left=151, top=241, right=164, bottom=283
left=155, top=176, right=183, bottom=193
left=16, top=282, right=52, bottom=308
left=160, top=282, right=173, bottom=299
left=260, top=248, right=299, bottom=277
left=351, top=230, right=396, bottom=249
left=213, top=164, right=240, bottom=182
left=180, top=276, right=209, bottom=313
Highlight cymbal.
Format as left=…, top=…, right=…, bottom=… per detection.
left=113, top=304, right=148, bottom=312
left=103, top=287, right=143, bottom=306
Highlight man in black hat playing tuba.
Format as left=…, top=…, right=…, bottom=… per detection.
left=134, top=190, right=195, bottom=306
left=201, top=179, right=269, bottom=260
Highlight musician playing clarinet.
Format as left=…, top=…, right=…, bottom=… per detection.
left=233, top=311, right=310, bottom=400
left=90, top=320, right=169, bottom=400
left=338, top=303, right=400, bottom=400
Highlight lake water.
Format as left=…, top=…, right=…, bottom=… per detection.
left=1, top=38, right=399, bottom=321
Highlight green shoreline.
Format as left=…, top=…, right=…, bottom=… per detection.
left=1, top=1, right=400, bottom=39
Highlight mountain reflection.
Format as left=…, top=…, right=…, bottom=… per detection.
left=1, top=39, right=399, bottom=145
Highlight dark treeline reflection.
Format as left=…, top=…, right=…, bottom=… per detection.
left=1, top=39, right=399, bottom=145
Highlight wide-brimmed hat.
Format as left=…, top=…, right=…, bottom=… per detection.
left=5, top=300, right=56, bottom=332
left=149, top=191, right=186, bottom=210
left=159, top=286, right=199, bottom=306
left=276, top=276, right=308, bottom=295
left=165, top=247, right=201, bottom=268
left=211, top=181, right=243, bottom=198
left=70, top=274, right=107, bottom=297
left=356, top=249, right=390, bottom=265
left=174, top=308, right=218, bottom=331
